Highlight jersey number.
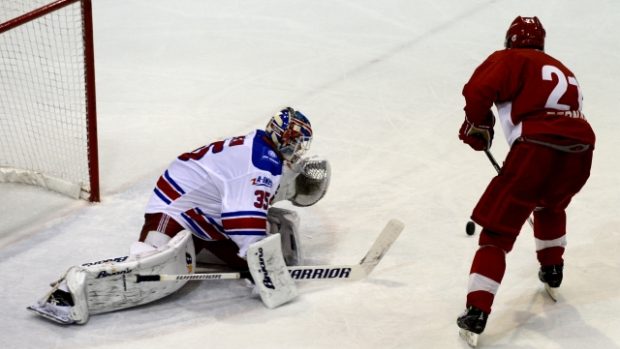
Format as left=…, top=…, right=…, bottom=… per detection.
left=542, top=65, right=583, bottom=111
left=254, top=190, right=271, bottom=209
left=178, top=136, right=245, bottom=161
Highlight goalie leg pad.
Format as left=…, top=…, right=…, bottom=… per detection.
left=267, top=207, right=302, bottom=265
left=247, top=234, right=298, bottom=309
left=29, top=230, right=196, bottom=324
left=85, top=230, right=196, bottom=315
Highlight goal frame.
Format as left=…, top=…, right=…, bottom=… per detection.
left=0, top=0, right=100, bottom=202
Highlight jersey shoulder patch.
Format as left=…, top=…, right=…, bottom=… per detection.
left=251, top=130, right=283, bottom=176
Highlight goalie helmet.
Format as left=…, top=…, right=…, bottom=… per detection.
left=265, top=107, right=313, bottom=163
left=504, top=16, right=545, bottom=51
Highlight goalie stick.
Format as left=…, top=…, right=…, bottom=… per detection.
left=136, top=218, right=404, bottom=283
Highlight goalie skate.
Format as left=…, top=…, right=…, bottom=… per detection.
left=27, top=266, right=89, bottom=324
left=27, top=289, right=75, bottom=325
left=28, top=305, right=73, bottom=324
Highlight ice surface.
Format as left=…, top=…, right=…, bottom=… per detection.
left=1, top=0, right=620, bottom=348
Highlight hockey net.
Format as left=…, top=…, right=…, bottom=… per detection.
left=0, top=0, right=99, bottom=202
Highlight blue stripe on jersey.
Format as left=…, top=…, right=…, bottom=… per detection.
left=206, top=216, right=225, bottom=233
left=154, top=188, right=171, bottom=204
left=221, top=210, right=268, bottom=218
left=195, top=207, right=225, bottom=234
left=164, top=170, right=185, bottom=194
left=252, top=130, right=283, bottom=176
left=180, top=213, right=211, bottom=240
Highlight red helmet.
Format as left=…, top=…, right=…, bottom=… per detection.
left=504, top=16, right=545, bottom=50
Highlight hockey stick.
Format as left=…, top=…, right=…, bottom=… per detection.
left=465, top=149, right=502, bottom=236
left=135, top=271, right=249, bottom=283
left=483, top=148, right=501, bottom=173
left=136, top=219, right=404, bottom=283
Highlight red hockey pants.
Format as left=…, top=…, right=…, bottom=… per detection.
left=467, top=141, right=592, bottom=313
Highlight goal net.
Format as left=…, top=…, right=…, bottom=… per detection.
left=0, top=0, right=100, bottom=202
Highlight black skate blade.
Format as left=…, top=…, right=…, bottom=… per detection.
left=544, top=284, right=559, bottom=302
left=459, top=328, right=479, bottom=348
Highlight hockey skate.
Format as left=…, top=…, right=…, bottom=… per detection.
left=457, top=306, right=488, bottom=348
left=27, top=287, right=79, bottom=324
left=539, top=264, right=563, bottom=302
left=27, top=266, right=90, bottom=325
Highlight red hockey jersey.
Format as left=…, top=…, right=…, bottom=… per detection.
left=463, top=48, right=595, bottom=147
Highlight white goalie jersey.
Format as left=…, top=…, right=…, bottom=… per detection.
left=145, top=129, right=283, bottom=257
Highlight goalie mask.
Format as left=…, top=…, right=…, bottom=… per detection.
left=266, top=107, right=313, bottom=164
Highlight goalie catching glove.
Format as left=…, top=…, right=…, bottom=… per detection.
left=275, top=156, right=331, bottom=207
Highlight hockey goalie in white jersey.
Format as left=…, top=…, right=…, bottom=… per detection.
left=28, top=107, right=331, bottom=324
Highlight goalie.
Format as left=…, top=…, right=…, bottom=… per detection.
left=28, top=107, right=331, bottom=324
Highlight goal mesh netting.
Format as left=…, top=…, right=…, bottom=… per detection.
left=0, top=0, right=99, bottom=201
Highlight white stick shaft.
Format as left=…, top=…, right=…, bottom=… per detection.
left=135, top=271, right=245, bottom=283
left=159, top=273, right=243, bottom=281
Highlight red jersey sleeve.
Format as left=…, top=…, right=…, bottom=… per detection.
left=462, top=50, right=522, bottom=124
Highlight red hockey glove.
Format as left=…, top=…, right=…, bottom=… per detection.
left=458, top=112, right=495, bottom=151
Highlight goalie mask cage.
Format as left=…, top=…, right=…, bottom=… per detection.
left=0, top=0, right=100, bottom=202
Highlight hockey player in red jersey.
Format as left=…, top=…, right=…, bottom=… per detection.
left=456, top=16, right=595, bottom=342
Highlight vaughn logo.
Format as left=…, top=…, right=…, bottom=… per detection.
left=257, top=247, right=275, bottom=289
left=81, top=256, right=128, bottom=267
left=96, top=268, right=132, bottom=279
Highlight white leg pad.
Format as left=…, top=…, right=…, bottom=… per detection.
left=29, top=230, right=196, bottom=324
left=144, top=230, right=172, bottom=248
left=129, top=231, right=172, bottom=258
left=65, top=266, right=89, bottom=324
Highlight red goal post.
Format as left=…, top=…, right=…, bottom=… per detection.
left=0, top=0, right=100, bottom=202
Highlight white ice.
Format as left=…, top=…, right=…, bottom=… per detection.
left=2, top=0, right=620, bottom=348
